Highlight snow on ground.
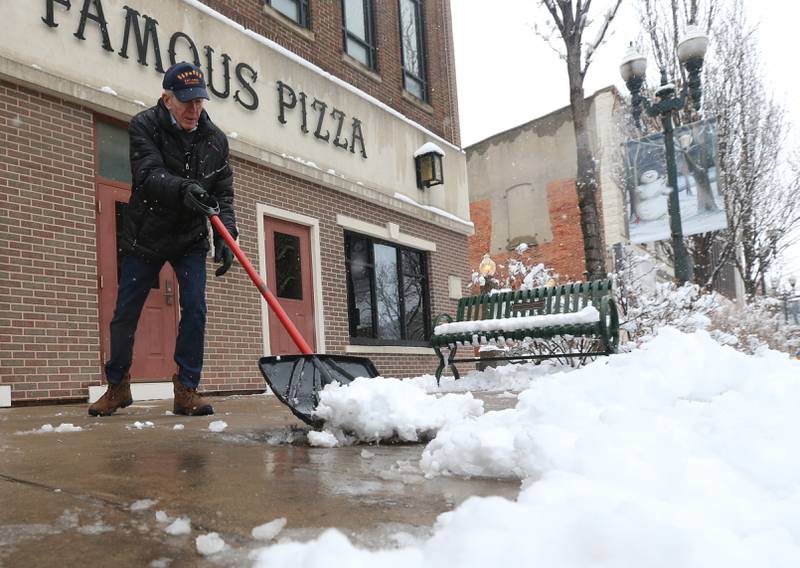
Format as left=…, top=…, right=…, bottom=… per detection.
left=15, top=423, right=84, bottom=435
left=255, top=328, right=800, bottom=567
left=129, top=499, right=157, bottom=511
left=415, top=359, right=563, bottom=394
left=251, top=518, right=287, bottom=541
left=30, top=423, right=83, bottom=434
left=164, top=517, right=191, bottom=536
left=196, top=532, right=226, bottom=555
left=208, top=420, right=227, bottom=432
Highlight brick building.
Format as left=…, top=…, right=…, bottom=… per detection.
left=464, top=86, right=625, bottom=287
left=0, top=0, right=471, bottom=406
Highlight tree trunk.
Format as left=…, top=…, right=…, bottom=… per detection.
left=690, top=233, right=713, bottom=287
left=566, top=49, right=606, bottom=280
left=683, top=134, right=718, bottom=212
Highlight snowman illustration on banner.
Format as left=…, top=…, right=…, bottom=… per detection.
left=634, top=169, right=671, bottom=222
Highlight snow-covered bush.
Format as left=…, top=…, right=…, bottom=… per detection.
left=469, top=245, right=798, bottom=356
left=614, top=246, right=799, bottom=354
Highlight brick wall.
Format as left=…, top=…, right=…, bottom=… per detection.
left=198, top=0, right=460, bottom=145
left=468, top=179, right=590, bottom=290
left=0, top=81, right=99, bottom=401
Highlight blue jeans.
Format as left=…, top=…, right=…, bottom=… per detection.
left=105, top=247, right=207, bottom=389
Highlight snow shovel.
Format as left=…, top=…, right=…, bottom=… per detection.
left=190, top=193, right=380, bottom=427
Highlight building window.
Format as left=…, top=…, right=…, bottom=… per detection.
left=96, top=120, right=131, bottom=184
left=267, top=0, right=311, bottom=29
left=342, top=0, right=377, bottom=69
left=398, top=0, right=427, bottom=101
left=345, top=232, right=431, bottom=346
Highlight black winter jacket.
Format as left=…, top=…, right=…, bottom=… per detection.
left=121, top=99, right=238, bottom=263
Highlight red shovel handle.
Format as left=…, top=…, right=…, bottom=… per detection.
left=209, top=215, right=313, bottom=355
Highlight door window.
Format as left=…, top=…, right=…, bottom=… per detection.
left=97, top=121, right=131, bottom=183
left=274, top=232, right=303, bottom=300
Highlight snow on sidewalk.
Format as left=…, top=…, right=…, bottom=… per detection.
left=255, top=328, right=800, bottom=567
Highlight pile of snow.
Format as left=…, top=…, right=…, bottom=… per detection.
left=312, top=377, right=484, bottom=445
left=164, top=517, right=191, bottom=535
left=208, top=420, right=227, bottom=432
left=254, top=328, right=800, bottom=567
left=129, top=499, right=157, bottom=511
left=34, top=423, right=83, bottom=433
left=252, top=518, right=287, bottom=541
left=408, top=360, right=562, bottom=395
left=307, top=430, right=338, bottom=447
left=196, top=532, right=225, bottom=555
left=129, top=421, right=154, bottom=429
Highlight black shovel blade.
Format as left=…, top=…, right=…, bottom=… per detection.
left=258, top=354, right=380, bottom=427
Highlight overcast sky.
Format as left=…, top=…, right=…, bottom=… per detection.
left=450, top=0, right=800, bottom=283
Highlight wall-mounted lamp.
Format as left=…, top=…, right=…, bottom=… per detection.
left=414, top=142, right=445, bottom=189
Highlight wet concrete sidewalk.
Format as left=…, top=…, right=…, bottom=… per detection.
left=0, top=393, right=519, bottom=567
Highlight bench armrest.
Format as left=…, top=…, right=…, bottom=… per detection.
left=598, top=295, right=620, bottom=353
left=432, top=313, right=453, bottom=328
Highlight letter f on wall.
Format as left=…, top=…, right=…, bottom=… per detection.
left=42, top=0, right=71, bottom=28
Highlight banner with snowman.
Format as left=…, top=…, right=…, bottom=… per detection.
left=624, top=119, right=727, bottom=244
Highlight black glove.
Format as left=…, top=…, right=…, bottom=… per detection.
left=183, top=183, right=209, bottom=213
left=213, top=234, right=234, bottom=277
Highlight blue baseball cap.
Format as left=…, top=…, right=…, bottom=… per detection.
left=162, top=62, right=210, bottom=102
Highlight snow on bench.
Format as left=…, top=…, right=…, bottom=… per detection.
left=433, top=304, right=600, bottom=337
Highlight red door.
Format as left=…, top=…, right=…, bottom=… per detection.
left=264, top=217, right=316, bottom=354
left=97, top=183, right=179, bottom=381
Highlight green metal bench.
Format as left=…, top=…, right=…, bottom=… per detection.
left=431, top=279, right=619, bottom=382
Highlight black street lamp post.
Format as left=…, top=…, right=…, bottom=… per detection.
left=620, top=25, right=709, bottom=285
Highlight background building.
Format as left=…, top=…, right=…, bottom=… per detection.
left=465, top=86, right=625, bottom=283
left=0, top=0, right=470, bottom=406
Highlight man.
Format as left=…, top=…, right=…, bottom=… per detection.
left=89, top=62, right=237, bottom=417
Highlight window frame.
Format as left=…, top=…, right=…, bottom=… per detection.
left=266, top=0, right=311, bottom=29
left=398, top=0, right=428, bottom=102
left=344, top=231, right=432, bottom=347
left=341, top=0, right=377, bottom=70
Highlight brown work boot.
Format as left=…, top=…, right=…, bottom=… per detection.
left=88, top=374, right=133, bottom=416
left=172, top=374, right=214, bottom=416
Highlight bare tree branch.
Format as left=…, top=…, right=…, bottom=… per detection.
left=581, top=0, right=622, bottom=76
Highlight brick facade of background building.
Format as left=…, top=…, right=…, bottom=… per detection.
left=468, top=179, right=605, bottom=289
left=0, top=0, right=469, bottom=404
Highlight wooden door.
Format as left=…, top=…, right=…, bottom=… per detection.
left=96, top=183, right=179, bottom=381
left=264, top=217, right=316, bottom=354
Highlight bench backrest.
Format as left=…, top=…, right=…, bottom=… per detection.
left=456, top=279, right=614, bottom=322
